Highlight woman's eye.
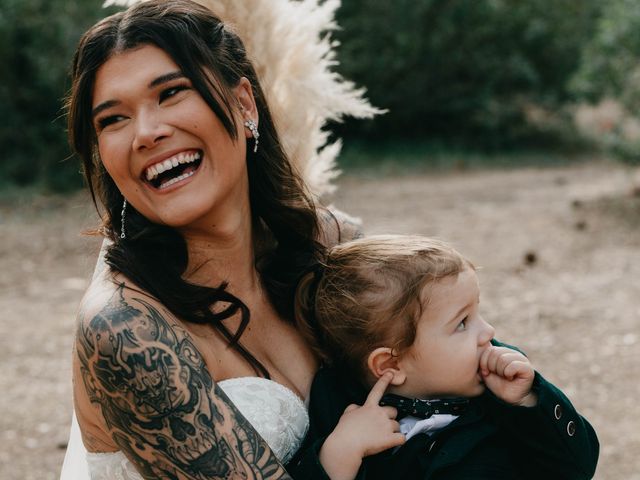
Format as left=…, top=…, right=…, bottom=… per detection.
left=97, top=115, right=125, bottom=131
left=159, top=85, right=190, bottom=103
left=456, top=317, right=468, bottom=332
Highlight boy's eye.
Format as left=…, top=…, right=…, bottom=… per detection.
left=456, top=317, right=468, bottom=332
left=159, top=85, right=190, bottom=103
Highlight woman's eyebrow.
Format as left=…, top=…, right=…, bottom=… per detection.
left=92, top=71, right=186, bottom=118
left=92, top=100, right=119, bottom=119
left=148, top=70, right=185, bottom=88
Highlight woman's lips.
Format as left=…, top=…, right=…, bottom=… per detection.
left=143, top=150, right=203, bottom=189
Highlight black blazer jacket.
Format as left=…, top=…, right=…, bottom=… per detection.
left=286, top=343, right=599, bottom=480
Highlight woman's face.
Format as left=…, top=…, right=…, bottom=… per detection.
left=92, top=44, right=256, bottom=232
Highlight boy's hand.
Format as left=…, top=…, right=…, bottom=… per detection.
left=479, top=346, right=537, bottom=407
left=319, top=372, right=406, bottom=480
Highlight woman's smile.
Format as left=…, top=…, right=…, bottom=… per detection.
left=142, top=149, right=203, bottom=191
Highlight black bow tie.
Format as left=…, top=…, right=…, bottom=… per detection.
left=379, top=393, right=469, bottom=419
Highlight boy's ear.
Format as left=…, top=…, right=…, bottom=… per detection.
left=367, top=347, right=406, bottom=386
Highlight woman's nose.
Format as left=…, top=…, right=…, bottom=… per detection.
left=132, top=110, right=172, bottom=151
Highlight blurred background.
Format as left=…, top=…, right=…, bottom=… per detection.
left=1, top=1, right=639, bottom=479
left=2, top=0, right=640, bottom=190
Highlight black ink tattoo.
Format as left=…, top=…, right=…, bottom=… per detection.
left=76, top=285, right=291, bottom=479
left=319, top=207, right=364, bottom=246
left=340, top=216, right=364, bottom=240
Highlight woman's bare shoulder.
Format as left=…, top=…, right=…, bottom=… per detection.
left=74, top=280, right=289, bottom=478
left=317, top=205, right=364, bottom=248
left=78, top=268, right=163, bottom=327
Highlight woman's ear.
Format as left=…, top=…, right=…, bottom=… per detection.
left=367, top=347, right=406, bottom=386
left=235, top=77, right=258, bottom=137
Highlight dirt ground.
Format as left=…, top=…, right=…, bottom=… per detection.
left=1, top=160, right=638, bottom=479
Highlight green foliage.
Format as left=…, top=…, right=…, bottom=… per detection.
left=0, top=0, right=112, bottom=190
left=0, top=0, right=613, bottom=190
left=568, top=0, right=640, bottom=164
left=571, top=0, right=640, bottom=108
left=334, top=0, right=601, bottom=148
left=337, top=139, right=580, bottom=174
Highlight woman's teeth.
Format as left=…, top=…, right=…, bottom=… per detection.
left=145, top=151, right=201, bottom=181
left=158, top=170, right=196, bottom=189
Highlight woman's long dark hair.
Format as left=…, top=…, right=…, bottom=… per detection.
left=66, top=0, right=321, bottom=377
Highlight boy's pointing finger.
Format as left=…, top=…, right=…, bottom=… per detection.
left=365, top=371, right=394, bottom=405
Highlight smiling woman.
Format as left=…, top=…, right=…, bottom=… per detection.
left=60, top=0, right=368, bottom=479
left=90, top=44, right=255, bottom=229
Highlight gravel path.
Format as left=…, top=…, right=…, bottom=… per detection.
left=1, top=160, right=638, bottom=479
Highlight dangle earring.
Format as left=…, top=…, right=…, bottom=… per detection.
left=244, top=119, right=260, bottom=153
left=120, top=199, right=127, bottom=240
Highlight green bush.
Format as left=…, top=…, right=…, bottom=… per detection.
left=334, top=0, right=601, bottom=148
left=0, top=0, right=609, bottom=190
left=0, top=0, right=113, bottom=191
left=570, top=0, right=640, bottom=163
left=572, top=0, right=640, bottom=108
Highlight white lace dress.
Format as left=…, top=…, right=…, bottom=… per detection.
left=60, top=377, right=309, bottom=480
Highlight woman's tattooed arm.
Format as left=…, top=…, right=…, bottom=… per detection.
left=317, top=206, right=364, bottom=248
left=75, top=284, right=290, bottom=480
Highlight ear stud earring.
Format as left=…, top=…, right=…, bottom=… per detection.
left=244, top=119, right=259, bottom=153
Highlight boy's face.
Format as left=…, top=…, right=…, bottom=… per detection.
left=396, top=268, right=495, bottom=399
